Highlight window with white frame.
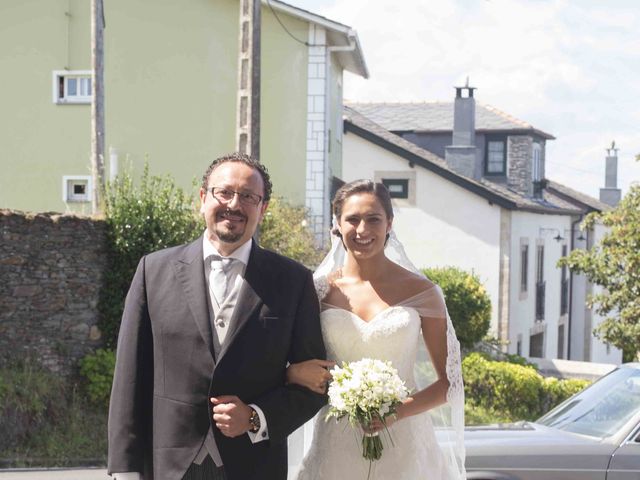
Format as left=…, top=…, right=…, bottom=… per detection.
left=63, top=176, right=92, bottom=203
left=485, top=136, right=507, bottom=174
left=532, top=143, right=542, bottom=181
left=53, top=71, right=92, bottom=104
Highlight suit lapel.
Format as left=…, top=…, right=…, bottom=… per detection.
left=173, top=237, right=215, bottom=359
left=217, top=242, right=264, bottom=364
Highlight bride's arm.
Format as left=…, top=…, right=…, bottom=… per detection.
left=367, top=315, right=449, bottom=432
left=286, top=359, right=335, bottom=394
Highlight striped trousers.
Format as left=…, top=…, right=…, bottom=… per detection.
left=182, top=456, right=227, bottom=480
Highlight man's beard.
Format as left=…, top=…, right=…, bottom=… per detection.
left=213, top=224, right=245, bottom=243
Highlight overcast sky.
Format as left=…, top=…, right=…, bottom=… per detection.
left=287, top=0, right=640, bottom=199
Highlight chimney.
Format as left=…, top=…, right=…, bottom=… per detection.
left=445, top=81, right=478, bottom=179
left=599, top=141, right=622, bottom=206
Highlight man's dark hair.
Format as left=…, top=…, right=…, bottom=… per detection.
left=201, top=152, right=272, bottom=203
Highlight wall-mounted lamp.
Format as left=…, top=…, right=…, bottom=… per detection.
left=576, top=233, right=586, bottom=242
left=539, top=227, right=566, bottom=243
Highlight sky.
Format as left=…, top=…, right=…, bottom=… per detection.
left=287, top=0, right=640, bottom=199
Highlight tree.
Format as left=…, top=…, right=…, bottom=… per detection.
left=259, top=197, right=325, bottom=268
left=559, top=177, right=640, bottom=362
left=422, top=266, right=492, bottom=350
left=98, top=164, right=203, bottom=347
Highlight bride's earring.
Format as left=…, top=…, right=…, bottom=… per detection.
left=384, top=232, right=390, bottom=247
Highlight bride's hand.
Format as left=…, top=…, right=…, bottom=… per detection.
left=286, top=359, right=335, bottom=394
left=363, top=398, right=412, bottom=434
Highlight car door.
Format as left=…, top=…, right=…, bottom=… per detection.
left=606, top=425, right=640, bottom=480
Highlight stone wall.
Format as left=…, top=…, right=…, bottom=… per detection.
left=507, top=135, right=533, bottom=197
left=0, top=209, right=107, bottom=374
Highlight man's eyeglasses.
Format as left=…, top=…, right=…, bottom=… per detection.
left=207, top=187, right=262, bottom=206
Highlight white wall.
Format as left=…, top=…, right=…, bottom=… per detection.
left=509, top=211, right=573, bottom=358
left=343, top=132, right=503, bottom=332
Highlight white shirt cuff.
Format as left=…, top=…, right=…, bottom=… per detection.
left=247, top=403, right=269, bottom=443
left=112, top=473, right=142, bottom=480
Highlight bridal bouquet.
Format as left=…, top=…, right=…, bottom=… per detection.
left=326, top=358, right=409, bottom=465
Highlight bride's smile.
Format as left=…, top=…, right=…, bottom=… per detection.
left=338, top=193, right=392, bottom=259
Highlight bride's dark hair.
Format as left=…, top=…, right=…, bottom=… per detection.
left=331, top=180, right=393, bottom=236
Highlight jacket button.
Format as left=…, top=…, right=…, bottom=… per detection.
left=261, top=432, right=267, bottom=438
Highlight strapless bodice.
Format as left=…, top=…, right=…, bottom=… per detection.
left=320, top=306, right=421, bottom=390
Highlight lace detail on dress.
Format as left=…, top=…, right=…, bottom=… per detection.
left=296, top=283, right=466, bottom=480
left=314, top=275, right=330, bottom=304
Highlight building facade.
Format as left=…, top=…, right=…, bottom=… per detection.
left=344, top=89, right=621, bottom=364
left=0, top=0, right=368, bottom=242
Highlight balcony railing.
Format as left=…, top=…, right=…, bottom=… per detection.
left=560, top=278, right=569, bottom=315
left=535, top=281, right=545, bottom=320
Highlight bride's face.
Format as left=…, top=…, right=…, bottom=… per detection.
left=338, top=192, right=392, bottom=259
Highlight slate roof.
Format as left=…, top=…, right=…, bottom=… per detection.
left=343, top=105, right=598, bottom=215
left=546, top=179, right=611, bottom=212
left=346, top=101, right=555, bottom=139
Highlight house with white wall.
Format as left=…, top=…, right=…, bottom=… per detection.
left=343, top=87, right=621, bottom=364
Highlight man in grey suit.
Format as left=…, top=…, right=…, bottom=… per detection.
left=108, top=153, right=326, bottom=480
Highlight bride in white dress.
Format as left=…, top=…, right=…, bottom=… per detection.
left=287, top=180, right=466, bottom=480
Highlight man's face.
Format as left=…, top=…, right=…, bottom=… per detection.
left=199, top=161, right=268, bottom=255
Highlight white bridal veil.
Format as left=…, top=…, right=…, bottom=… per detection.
left=287, top=227, right=466, bottom=479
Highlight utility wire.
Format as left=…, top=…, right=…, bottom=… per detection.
left=266, top=0, right=326, bottom=47
left=546, top=160, right=603, bottom=178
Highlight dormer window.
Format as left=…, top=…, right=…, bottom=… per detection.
left=485, top=136, right=506, bottom=175
left=532, top=143, right=542, bottom=181
left=532, top=143, right=544, bottom=198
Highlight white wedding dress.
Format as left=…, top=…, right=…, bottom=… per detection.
left=294, top=281, right=465, bottom=480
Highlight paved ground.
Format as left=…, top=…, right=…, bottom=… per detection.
left=0, top=469, right=110, bottom=480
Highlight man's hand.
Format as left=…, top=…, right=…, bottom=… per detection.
left=211, top=395, right=252, bottom=438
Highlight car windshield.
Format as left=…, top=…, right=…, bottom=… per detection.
left=537, top=366, right=640, bottom=438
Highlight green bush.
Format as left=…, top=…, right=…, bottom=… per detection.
left=260, top=196, right=325, bottom=268
left=0, top=359, right=107, bottom=467
left=99, top=164, right=203, bottom=347
left=463, top=353, right=590, bottom=424
left=79, top=349, right=116, bottom=407
left=423, top=267, right=491, bottom=349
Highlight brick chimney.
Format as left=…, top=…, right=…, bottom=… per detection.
left=599, top=141, right=622, bottom=206
left=445, top=82, right=478, bottom=179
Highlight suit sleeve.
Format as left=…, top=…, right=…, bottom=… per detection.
left=252, top=270, right=327, bottom=442
left=107, top=257, right=154, bottom=475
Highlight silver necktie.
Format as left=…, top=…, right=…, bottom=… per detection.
left=209, top=256, right=235, bottom=306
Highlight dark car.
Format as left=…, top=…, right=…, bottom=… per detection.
left=465, top=363, right=640, bottom=480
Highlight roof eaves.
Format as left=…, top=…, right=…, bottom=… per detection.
left=546, top=180, right=611, bottom=212
left=343, top=120, right=518, bottom=210
left=267, top=0, right=351, bottom=32
left=267, top=0, right=368, bottom=78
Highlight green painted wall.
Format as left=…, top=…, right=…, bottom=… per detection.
left=0, top=0, right=311, bottom=213
left=261, top=8, right=309, bottom=204
left=0, top=0, right=93, bottom=214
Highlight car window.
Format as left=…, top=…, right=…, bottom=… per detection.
left=537, top=367, right=640, bottom=438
